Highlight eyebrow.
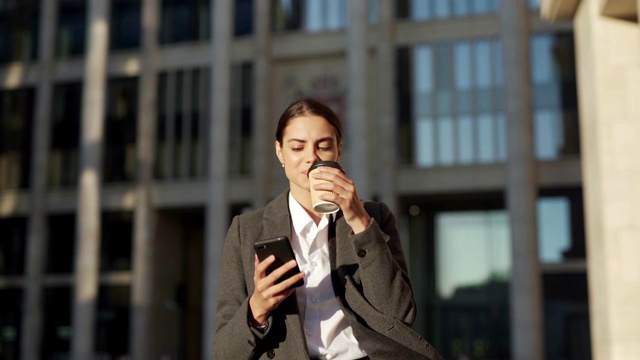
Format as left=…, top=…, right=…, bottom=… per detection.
left=287, top=137, right=335, bottom=144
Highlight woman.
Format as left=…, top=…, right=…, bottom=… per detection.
left=213, top=99, right=442, bottom=360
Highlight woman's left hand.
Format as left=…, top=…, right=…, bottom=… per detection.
left=311, top=166, right=371, bottom=234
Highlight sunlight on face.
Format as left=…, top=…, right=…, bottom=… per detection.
left=275, top=114, right=342, bottom=203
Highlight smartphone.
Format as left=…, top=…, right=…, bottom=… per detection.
left=254, top=236, right=304, bottom=288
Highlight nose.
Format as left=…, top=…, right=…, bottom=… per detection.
left=305, top=148, right=322, bottom=164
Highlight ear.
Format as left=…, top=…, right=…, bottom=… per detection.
left=337, top=142, right=343, bottom=161
left=275, top=140, right=284, bottom=165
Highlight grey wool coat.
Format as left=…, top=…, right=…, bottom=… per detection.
left=213, top=191, right=443, bottom=360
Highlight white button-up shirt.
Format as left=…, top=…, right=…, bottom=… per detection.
left=288, top=193, right=368, bottom=360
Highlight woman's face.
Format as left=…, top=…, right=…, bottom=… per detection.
left=275, top=114, right=342, bottom=197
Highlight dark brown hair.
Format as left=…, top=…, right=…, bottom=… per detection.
left=275, top=98, right=343, bottom=145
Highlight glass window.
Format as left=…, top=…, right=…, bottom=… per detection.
left=105, top=77, right=138, bottom=184
left=42, top=287, right=73, bottom=358
left=0, top=0, right=39, bottom=64
left=57, top=0, right=86, bottom=58
left=397, top=47, right=414, bottom=165
left=272, top=0, right=346, bottom=33
left=414, top=45, right=435, bottom=167
left=538, top=190, right=586, bottom=263
left=399, top=0, right=498, bottom=20
left=0, top=289, right=22, bottom=359
left=96, top=285, right=130, bottom=359
left=406, top=39, right=505, bottom=167
left=156, top=68, right=209, bottom=180
left=0, top=218, right=26, bottom=276
left=235, top=0, right=254, bottom=36
left=530, top=33, right=580, bottom=160
left=111, top=0, right=141, bottom=50
left=160, top=0, right=210, bottom=44
left=0, top=88, right=34, bottom=190
left=46, top=214, right=76, bottom=274
left=271, top=0, right=302, bottom=32
left=50, top=82, right=81, bottom=189
left=229, top=63, right=254, bottom=176
left=407, top=202, right=512, bottom=359
left=544, top=274, right=591, bottom=359
left=100, top=212, right=133, bottom=272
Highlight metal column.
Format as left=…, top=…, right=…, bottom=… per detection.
left=500, top=1, right=544, bottom=359
left=72, top=0, right=110, bottom=358
left=131, top=0, right=159, bottom=358
left=203, top=0, right=233, bottom=359
left=21, top=0, right=57, bottom=358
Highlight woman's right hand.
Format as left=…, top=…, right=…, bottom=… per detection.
left=248, top=255, right=304, bottom=326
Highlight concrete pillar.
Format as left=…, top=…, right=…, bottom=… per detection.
left=130, top=0, right=159, bottom=359
left=375, top=0, right=398, bottom=214
left=72, top=0, right=110, bottom=358
left=203, top=0, right=232, bottom=359
left=346, top=1, right=370, bottom=199
left=22, top=0, right=57, bottom=359
left=500, top=1, right=544, bottom=359
left=252, top=0, right=272, bottom=208
left=572, top=1, right=640, bottom=358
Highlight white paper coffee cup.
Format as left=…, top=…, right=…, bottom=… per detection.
left=308, top=161, right=343, bottom=214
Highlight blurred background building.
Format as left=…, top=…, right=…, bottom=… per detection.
left=1, top=0, right=636, bottom=359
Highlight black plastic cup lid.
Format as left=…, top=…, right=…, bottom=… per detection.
left=308, top=161, right=343, bottom=176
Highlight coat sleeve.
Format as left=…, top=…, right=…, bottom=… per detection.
left=213, top=216, right=269, bottom=359
left=349, top=202, right=417, bottom=325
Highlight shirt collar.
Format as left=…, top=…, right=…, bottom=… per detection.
left=288, top=192, right=333, bottom=237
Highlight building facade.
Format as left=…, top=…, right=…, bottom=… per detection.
left=541, top=1, right=640, bottom=359
left=0, top=0, right=592, bottom=359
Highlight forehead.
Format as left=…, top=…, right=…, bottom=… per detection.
left=282, top=115, right=337, bottom=140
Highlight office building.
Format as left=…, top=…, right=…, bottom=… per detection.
left=0, top=0, right=601, bottom=359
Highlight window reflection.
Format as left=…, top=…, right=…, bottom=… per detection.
left=538, top=191, right=586, bottom=263
left=50, top=82, right=81, bottom=189
left=0, top=289, right=22, bottom=359
left=401, top=0, right=498, bottom=20
left=229, top=63, right=254, bottom=176
left=235, top=0, right=254, bottom=36
left=407, top=39, right=505, bottom=167
left=160, top=0, right=210, bottom=44
left=0, top=88, right=34, bottom=190
left=272, top=0, right=347, bottom=33
left=57, top=0, right=86, bottom=58
left=156, top=68, right=209, bottom=180
left=96, top=286, right=130, bottom=358
left=0, top=218, right=26, bottom=276
left=544, top=274, right=591, bottom=359
left=0, top=0, right=38, bottom=64
left=435, top=211, right=511, bottom=359
left=436, top=211, right=511, bottom=300
left=105, top=77, right=138, bottom=184
left=46, top=214, right=76, bottom=274
left=530, top=33, right=580, bottom=160
left=111, top=0, right=141, bottom=50
left=100, top=212, right=133, bottom=273
left=42, top=287, right=73, bottom=358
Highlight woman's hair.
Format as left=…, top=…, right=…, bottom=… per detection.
left=275, top=98, right=343, bottom=145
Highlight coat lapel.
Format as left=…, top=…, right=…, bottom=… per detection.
left=259, top=191, right=309, bottom=358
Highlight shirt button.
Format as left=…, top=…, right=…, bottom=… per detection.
left=311, top=261, right=317, bottom=268
left=357, top=249, right=367, bottom=258
left=310, top=296, right=316, bottom=303
left=306, top=329, right=312, bottom=336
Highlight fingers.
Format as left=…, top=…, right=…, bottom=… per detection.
left=310, top=167, right=355, bottom=198
left=254, top=257, right=303, bottom=294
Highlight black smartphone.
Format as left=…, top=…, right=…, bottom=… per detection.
left=254, top=236, right=304, bottom=288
